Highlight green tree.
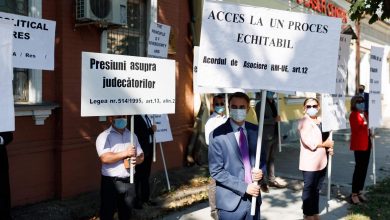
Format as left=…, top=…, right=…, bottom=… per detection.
left=349, top=0, right=390, bottom=23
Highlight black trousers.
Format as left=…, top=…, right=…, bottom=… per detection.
left=302, top=168, right=326, bottom=216
left=352, top=150, right=371, bottom=193
left=0, top=147, right=11, bottom=220
left=134, top=151, right=153, bottom=204
left=100, top=175, right=134, bottom=220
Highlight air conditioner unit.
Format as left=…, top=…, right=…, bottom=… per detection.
left=76, top=0, right=127, bottom=26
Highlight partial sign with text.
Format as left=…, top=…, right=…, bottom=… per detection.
left=369, top=46, right=384, bottom=128
left=0, top=12, right=56, bottom=70
left=147, top=22, right=170, bottom=58
left=321, top=34, right=351, bottom=132
left=0, top=21, right=15, bottom=132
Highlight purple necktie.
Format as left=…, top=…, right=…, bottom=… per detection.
left=239, top=127, right=252, bottom=183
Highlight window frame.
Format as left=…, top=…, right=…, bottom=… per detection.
left=13, top=0, right=58, bottom=125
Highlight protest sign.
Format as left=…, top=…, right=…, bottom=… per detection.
left=147, top=22, right=170, bottom=58
left=146, top=22, right=174, bottom=144
left=369, top=46, right=384, bottom=128
left=0, top=12, right=56, bottom=70
left=0, top=21, right=15, bottom=132
left=152, top=114, right=173, bottom=143
left=197, top=1, right=341, bottom=93
left=81, top=52, right=176, bottom=116
left=321, top=34, right=351, bottom=132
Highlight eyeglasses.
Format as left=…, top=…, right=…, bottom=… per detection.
left=215, top=103, right=225, bottom=106
left=305, top=105, right=318, bottom=109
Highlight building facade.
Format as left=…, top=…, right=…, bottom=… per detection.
left=2, top=0, right=194, bottom=206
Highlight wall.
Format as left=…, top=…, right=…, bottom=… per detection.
left=8, top=0, right=194, bottom=206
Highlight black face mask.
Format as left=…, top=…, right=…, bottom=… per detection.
left=358, top=89, right=364, bottom=93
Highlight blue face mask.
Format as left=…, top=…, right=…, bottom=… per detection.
left=356, top=103, right=365, bottom=111
left=114, top=118, right=127, bottom=129
left=230, top=109, right=247, bottom=122
left=214, top=106, right=225, bottom=114
left=266, top=91, right=275, bottom=99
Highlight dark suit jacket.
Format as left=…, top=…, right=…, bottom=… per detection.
left=132, top=115, right=154, bottom=156
left=208, top=119, right=267, bottom=212
left=0, top=132, right=13, bottom=219
left=0, top=132, right=13, bottom=146
left=363, top=92, right=369, bottom=112
left=255, top=98, right=279, bottom=142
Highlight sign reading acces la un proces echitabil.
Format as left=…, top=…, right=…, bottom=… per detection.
left=81, top=52, right=176, bottom=117
left=197, top=1, right=341, bottom=94
left=0, top=12, right=56, bottom=70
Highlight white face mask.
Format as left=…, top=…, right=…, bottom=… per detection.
left=306, top=108, right=318, bottom=117
left=230, top=109, right=247, bottom=122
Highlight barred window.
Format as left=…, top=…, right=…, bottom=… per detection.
left=107, top=0, right=146, bottom=56
left=0, top=0, right=30, bottom=102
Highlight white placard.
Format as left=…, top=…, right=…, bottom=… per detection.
left=0, top=12, right=56, bottom=70
left=198, top=1, right=341, bottom=93
left=369, top=46, right=384, bottom=128
left=0, top=21, right=15, bottom=132
left=0, top=85, right=14, bottom=132
left=321, top=34, right=351, bottom=132
left=81, top=52, right=176, bottom=116
left=0, top=21, right=13, bottom=82
left=152, top=114, right=173, bottom=142
left=147, top=22, right=171, bottom=58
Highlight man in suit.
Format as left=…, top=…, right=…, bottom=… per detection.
left=132, top=115, right=157, bottom=209
left=358, top=85, right=369, bottom=113
left=209, top=92, right=266, bottom=220
left=0, top=132, right=14, bottom=220
left=255, top=91, right=286, bottom=193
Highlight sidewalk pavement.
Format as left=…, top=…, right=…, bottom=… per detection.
left=164, top=127, right=390, bottom=220
left=164, top=187, right=349, bottom=220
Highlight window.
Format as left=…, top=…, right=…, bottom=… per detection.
left=0, top=0, right=28, bottom=14
left=0, top=0, right=30, bottom=102
left=107, top=0, right=147, bottom=56
left=2, top=0, right=54, bottom=125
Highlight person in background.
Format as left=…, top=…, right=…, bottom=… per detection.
left=205, top=94, right=228, bottom=146
left=245, top=99, right=259, bottom=125
left=132, top=115, right=157, bottom=209
left=255, top=91, right=286, bottom=193
left=358, top=85, right=369, bottom=113
left=349, top=95, right=371, bottom=204
left=96, top=115, right=144, bottom=220
left=205, top=94, right=228, bottom=220
left=209, top=92, right=266, bottom=220
left=298, top=98, right=334, bottom=220
left=0, top=132, right=13, bottom=220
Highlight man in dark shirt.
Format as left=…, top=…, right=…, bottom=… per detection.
left=0, top=132, right=13, bottom=220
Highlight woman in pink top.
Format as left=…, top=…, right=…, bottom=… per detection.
left=298, top=98, right=334, bottom=220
